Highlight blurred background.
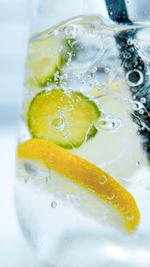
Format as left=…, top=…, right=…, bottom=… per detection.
left=0, top=0, right=150, bottom=266
left=0, top=0, right=42, bottom=266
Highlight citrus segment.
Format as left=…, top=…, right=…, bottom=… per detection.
left=17, top=138, right=140, bottom=232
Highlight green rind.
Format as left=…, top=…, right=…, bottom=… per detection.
left=86, top=126, right=98, bottom=141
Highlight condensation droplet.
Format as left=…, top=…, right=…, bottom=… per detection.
left=51, top=201, right=57, bottom=208
left=126, top=69, right=144, bottom=87
left=109, top=11, right=113, bottom=16
left=99, top=175, right=108, bottom=185
left=95, top=116, right=121, bottom=131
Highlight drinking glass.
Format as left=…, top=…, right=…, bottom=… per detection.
left=15, top=0, right=150, bottom=266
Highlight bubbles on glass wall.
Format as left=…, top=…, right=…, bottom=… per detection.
left=126, top=69, right=144, bottom=87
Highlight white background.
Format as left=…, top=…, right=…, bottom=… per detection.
left=0, top=0, right=40, bottom=266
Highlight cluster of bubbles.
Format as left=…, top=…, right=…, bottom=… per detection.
left=130, top=99, right=150, bottom=131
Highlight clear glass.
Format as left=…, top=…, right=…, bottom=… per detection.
left=15, top=1, right=150, bottom=266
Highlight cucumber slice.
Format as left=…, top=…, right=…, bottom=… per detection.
left=28, top=89, right=100, bottom=148
left=26, top=37, right=72, bottom=87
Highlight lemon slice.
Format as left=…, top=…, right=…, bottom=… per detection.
left=17, top=139, right=140, bottom=232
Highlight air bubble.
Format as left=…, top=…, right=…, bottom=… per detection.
left=99, top=175, right=108, bottom=185
left=54, top=71, right=60, bottom=81
left=51, top=116, right=64, bottom=131
left=126, top=69, right=144, bottom=87
left=107, top=194, right=115, bottom=201
left=51, top=201, right=57, bottom=208
left=136, top=161, right=140, bottom=167
left=127, top=38, right=133, bottom=46
left=109, top=11, right=113, bottom=16
left=104, top=67, right=110, bottom=73
left=24, top=178, right=28, bottom=183
left=95, top=116, right=122, bottom=131
left=122, top=51, right=131, bottom=59
left=139, top=109, right=145, bottom=115
left=129, top=47, right=134, bottom=53
left=133, top=61, right=138, bottom=68
left=124, top=61, right=130, bottom=68
left=140, top=97, right=146, bottom=104
left=91, top=66, right=97, bottom=74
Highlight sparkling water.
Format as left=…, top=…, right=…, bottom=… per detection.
left=15, top=15, right=150, bottom=267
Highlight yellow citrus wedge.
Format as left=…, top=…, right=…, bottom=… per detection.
left=17, top=138, right=140, bottom=232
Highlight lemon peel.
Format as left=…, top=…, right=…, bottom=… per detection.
left=17, top=138, right=140, bottom=232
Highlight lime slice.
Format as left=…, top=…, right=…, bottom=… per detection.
left=26, top=37, right=72, bottom=87
left=28, top=89, right=100, bottom=148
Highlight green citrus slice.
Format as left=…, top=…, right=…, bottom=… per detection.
left=28, top=89, right=100, bottom=148
left=26, top=37, right=71, bottom=87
